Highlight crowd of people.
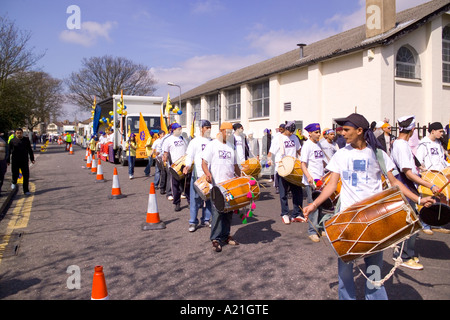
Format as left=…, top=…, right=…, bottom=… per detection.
left=133, top=113, right=449, bottom=300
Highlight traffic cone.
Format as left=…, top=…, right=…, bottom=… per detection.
left=84, top=147, right=89, bottom=161
left=90, top=155, right=97, bottom=175
left=86, top=152, right=92, bottom=169
left=91, top=266, right=109, bottom=300
left=142, top=183, right=166, bottom=230
left=95, top=158, right=106, bottom=183
left=108, top=167, right=126, bottom=199
left=69, top=144, right=74, bottom=155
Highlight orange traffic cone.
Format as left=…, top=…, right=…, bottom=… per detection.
left=84, top=147, right=89, bottom=161
left=95, top=158, right=106, bottom=183
left=90, top=155, right=97, bottom=175
left=86, top=152, right=92, bottom=169
left=91, top=266, right=109, bottom=300
left=69, top=144, right=74, bottom=155
left=108, top=167, right=125, bottom=199
left=142, top=183, right=166, bottom=230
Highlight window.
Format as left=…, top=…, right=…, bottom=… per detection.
left=443, top=25, right=450, bottom=83
left=206, top=94, right=219, bottom=122
left=226, top=88, right=241, bottom=120
left=191, top=99, right=201, bottom=120
left=251, top=81, right=270, bottom=118
left=396, top=46, right=420, bottom=79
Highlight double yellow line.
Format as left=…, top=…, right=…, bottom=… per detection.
left=0, top=182, right=35, bottom=264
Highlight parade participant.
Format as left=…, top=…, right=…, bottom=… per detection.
left=319, top=128, right=338, bottom=164
left=267, top=121, right=302, bottom=225
left=184, top=120, right=213, bottom=232
left=163, top=123, right=189, bottom=212
left=7, top=128, right=35, bottom=196
left=416, top=122, right=449, bottom=171
left=335, top=127, right=346, bottom=148
left=65, top=132, right=72, bottom=151
left=301, top=123, right=326, bottom=242
left=158, top=125, right=173, bottom=198
left=126, top=133, right=137, bottom=179
left=144, top=132, right=154, bottom=177
left=272, top=124, right=286, bottom=193
left=0, top=134, right=8, bottom=196
left=377, top=123, right=395, bottom=156
left=233, top=123, right=249, bottom=165
left=89, top=135, right=98, bottom=157
left=152, top=130, right=166, bottom=189
left=303, top=113, right=435, bottom=300
left=390, top=115, right=440, bottom=270
left=202, top=122, right=241, bottom=252
left=247, top=131, right=260, bottom=160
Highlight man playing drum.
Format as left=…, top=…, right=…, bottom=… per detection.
left=390, top=115, right=440, bottom=270
left=267, top=121, right=303, bottom=225
left=202, top=122, right=241, bottom=252
left=184, top=120, right=213, bottom=232
left=163, top=123, right=190, bottom=212
left=303, top=113, right=434, bottom=300
left=301, top=123, right=327, bottom=242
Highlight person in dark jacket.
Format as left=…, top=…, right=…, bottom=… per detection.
left=7, top=128, right=35, bottom=195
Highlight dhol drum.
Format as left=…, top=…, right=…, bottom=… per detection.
left=324, top=186, right=422, bottom=263
left=169, top=155, right=193, bottom=181
left=417, top=168, right=450, bottom=226
left=211, top=176, right=260, bottom=212
left=277, top=156, right=304, bottom=186
left=194, top=174, right=212, bottom=201
left=313, top=173, right=390, bottom=210
left=155, top=154, right=166, bottom=170
left=241, top=158, right=261, bottom=178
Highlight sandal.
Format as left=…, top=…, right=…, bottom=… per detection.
left=212, top=240, right=222, bottom=252
left=226, top=236, right=239, bottom=246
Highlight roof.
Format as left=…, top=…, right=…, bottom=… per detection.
left=176, top=0, right=450, bottom=101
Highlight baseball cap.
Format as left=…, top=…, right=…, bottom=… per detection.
left=335, top=113, right=370, bottom=130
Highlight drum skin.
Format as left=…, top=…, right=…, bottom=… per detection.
left=211, top=177, right=260, bottom=212
left=325, top=186, right=422, bottom=263
left=241, top=158, right=261, bottom=178
left=417, top=168, right=450, bottom=226
left=277, top=156, right=304, bottom=186
left=169, top=155, right=192, bottom=181
left=194, top=175, right=211, bottom=200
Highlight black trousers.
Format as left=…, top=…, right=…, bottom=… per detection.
left=171, top=173, right=191, bottom=205
left=11, top=160, right=30, bottom=193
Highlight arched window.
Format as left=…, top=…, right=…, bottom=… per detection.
left=396, top=45, right=420, bottom=79
left=443, top=25, right=450, bottom=83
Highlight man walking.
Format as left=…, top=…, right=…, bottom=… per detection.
left=7, top=128, right=35, bottom=195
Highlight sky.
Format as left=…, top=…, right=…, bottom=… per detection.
left=1, top=0, right=432, bottom=120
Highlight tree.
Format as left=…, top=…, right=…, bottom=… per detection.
left=65, top=55, right=157, bottom=111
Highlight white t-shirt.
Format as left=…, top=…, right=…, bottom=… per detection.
left=301, top=139, right=325, bottom=185
left=391, top=139, right=418, bottom=176
left=269, top=134, right=301, bottom=173
left=416, top=136, right=449, bottom=171
left=202, top=138, right=237, bottom=184
left=234, top=134, right=246, bottom=164
left=185, top=136, right=212, bottom=177
left=326, top=145, right=395, bottom=211
left=162, top=134, right=187, bottom=164
left=318, top=139, right=338, bottom=164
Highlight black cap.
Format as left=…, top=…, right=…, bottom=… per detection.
left=335, top=113, right=370, bottom=130
left=200, top=119, right=211, bottom=128
left=428, top=122, right=443, bottom=133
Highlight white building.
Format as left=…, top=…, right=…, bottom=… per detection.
left=172, top=0, right=450, bottom=140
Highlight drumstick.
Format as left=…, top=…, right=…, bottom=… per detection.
left=434, top=176, right=450, bottom=196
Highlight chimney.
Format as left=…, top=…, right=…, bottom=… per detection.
left=366, top=0, right=396, bottom=38
left=297, top=43, right=306, bottom=59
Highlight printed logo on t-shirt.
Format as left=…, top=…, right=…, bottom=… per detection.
left=219, top=150, right=231, bottom=159
left=174, top=140, right=185, bottom=147
left=201, top=144, right=206, bottom=151
left=284, top=140, right=295, bottom=148
left=430, top=148, right=439, bottom=155
left=314, top=150, right=324, bottom=159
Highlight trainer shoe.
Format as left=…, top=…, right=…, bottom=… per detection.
left=309, top=234, right=320, bottom=243
left=282, top=215, right=291, bottom=225
left=167, top=195, right=174, bottom=201
left=422, top=228, right=433, bottom=235
left=188, top=224, right=197, bottom=232
left=11, top=184, right=16, bottom=190
left=400, top=258, right=424, bottom=270
left=431, top=227, right=450, bottom=234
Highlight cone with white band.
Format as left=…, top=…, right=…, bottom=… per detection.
left=90, top=154, right=97, bottom=175
left=142, top=183, right=166, bottom=230
left=95, top=158, right=106, bottom=183
left=108, top=167, right=126, bottom=199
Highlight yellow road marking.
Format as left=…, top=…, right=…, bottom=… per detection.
left=0, top=182, right=35, bottom=264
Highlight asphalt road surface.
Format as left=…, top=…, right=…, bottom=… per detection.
left=0, top=143, right=449, bottom=306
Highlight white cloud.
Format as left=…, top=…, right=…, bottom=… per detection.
left=59, top=21, right=117, bottom=47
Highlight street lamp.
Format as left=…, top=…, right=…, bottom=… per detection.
left=167, top=82, right=182, bottom=109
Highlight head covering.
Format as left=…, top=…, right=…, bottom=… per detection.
left=220, top=122, right=233, bottom=130
left=279, top=123, right=286, bottom=129
left=397, top=115, right=415, bottom=132
left=171, top=123, right=181, bottom=131
left=304, top=123, right=321, bottom=133
left=200, top=119, right=211, bottom=128
left=233, top=123, right=243, bottom=131
left=325, top=129, right=335, bottom=135
left=285, top=121, right=296, bottom=133
left=335, top=113, right=382, bottom=151
left=428, top=122, right=443, bottom=133
left=381, top=123, right=390, bottom=129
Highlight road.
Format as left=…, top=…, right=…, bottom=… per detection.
left=0, top=143, right=449, bottom=305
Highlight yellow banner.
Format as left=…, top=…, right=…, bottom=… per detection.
left=137, top=113, right=151, bottom=159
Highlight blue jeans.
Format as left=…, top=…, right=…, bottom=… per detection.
left=128, top=156, right=135, bottom=175
left=304, top=185, right=324, bottom=236
left=144, top=156, right=153, bottom=176
left=154, top=165, right=161, bottom=187
left=189, top=174, right=212, bottom=225
left=338, top=252, right=388, bottom=300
